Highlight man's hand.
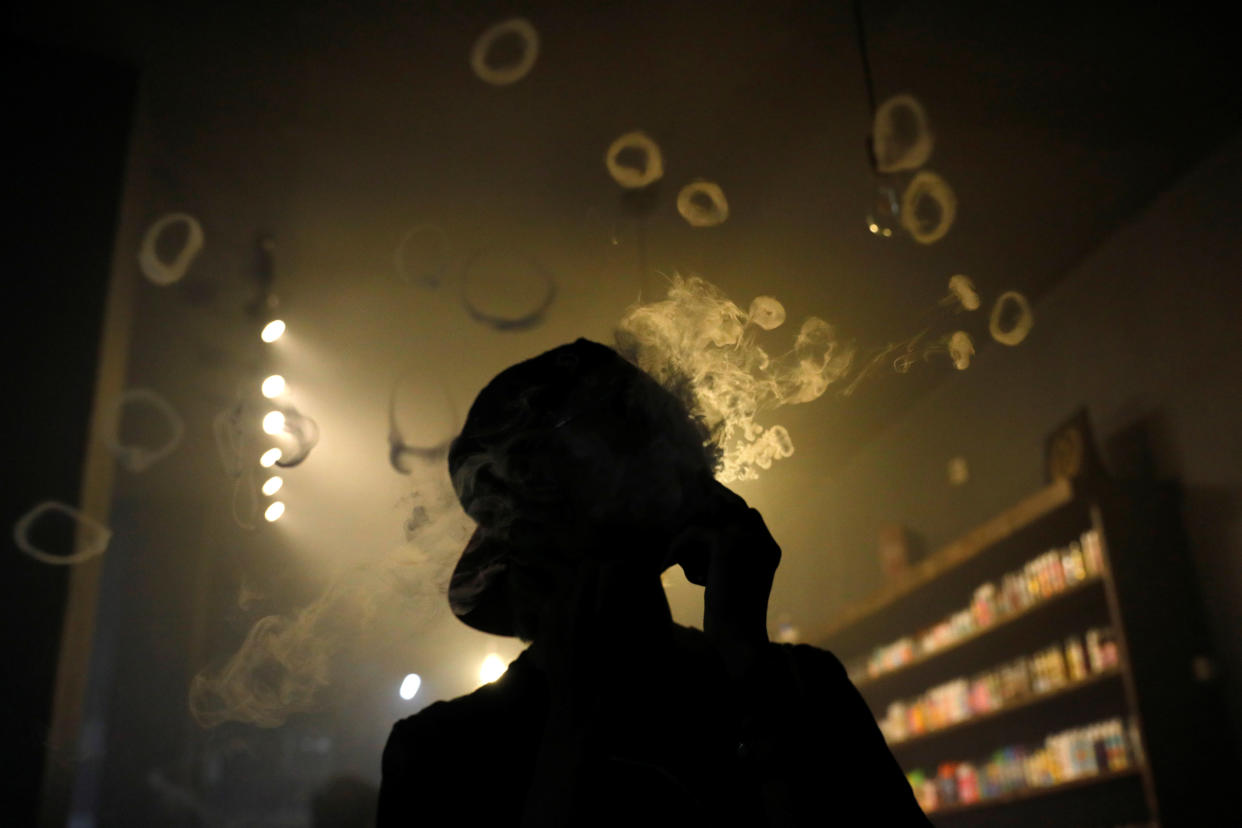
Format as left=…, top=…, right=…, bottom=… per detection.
left=672, top=476, right=781, bottom=679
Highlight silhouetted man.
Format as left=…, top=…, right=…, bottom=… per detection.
left=379, top=339, right=930, bottom=826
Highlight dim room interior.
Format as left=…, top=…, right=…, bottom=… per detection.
left=6, top=1, right=1242, bottom=825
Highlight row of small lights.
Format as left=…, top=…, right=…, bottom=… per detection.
left=259, top=319, right=287, bottom=522
left=260, top=307, right=502, bottom=695
left=259, top=314, right=508, bottom=699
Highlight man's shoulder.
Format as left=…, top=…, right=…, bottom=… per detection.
left=775, top=640, right=847, bottom=672
left=388, top=649, right=539, bottom=748
left=770, top=640, right=860, bottom=696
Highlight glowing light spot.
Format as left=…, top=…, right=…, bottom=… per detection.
left=867, top=181, right=901, bottom=238
left=948, top=331, right=974, bottom=370
left=775, top=613, right=801, bottom=643
left=261, top=320, right=286, bottom=343
left=900, top=170, right=957, bottom=244
left=605, top=130, right=664, bottom=189
left=261, top=375, right=286, bottom=398
left=947, top=275, right=980, bottom=311
left=479, top=653, right=507, bottom=684
left=470, top=17, right=539, bottom=86
left=262, top=410, right=286, bottom=435
left=399, top=673, right=422, bottom=701
left=676, top=180, right=729, bottom=227
left=260, top=447, right=282, bottom=468
left=264, top=501, right=285, bottom=522
left=261, top=476, right=283, bottom=496
left=872, top=93, right=934, bottom=173
left=989, top=291, right=1034, bottom=346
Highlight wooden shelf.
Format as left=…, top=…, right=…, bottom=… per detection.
left=926, top=766, right=1143, bottom=818
left=887, top=667, right=1123, bottom=751
left=852, top=574, right=1106, bottom=691
left=814, top=478, right=1076, bottom=641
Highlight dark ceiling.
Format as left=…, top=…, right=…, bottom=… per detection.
left=11, top=0, right=1240, bottom=466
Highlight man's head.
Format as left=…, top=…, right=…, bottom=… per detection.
left=446, top=339, right=716, bottom=636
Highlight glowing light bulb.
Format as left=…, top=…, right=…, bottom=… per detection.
left=399, top=673, right=422, bottom=701
left=264, top=501, right=285, bottom=522
left=260, top=447, right=282, bottom=468
left=262, top=410, right=286, bottom=435
left=261, top=374, right=286, bottom=398
left=866, top=179, right=900, bottom=238
left=261, top=319, right=286, bottom=343
left=261, top=475, right=283, bottom=496
left=479, top=653, right=507, bottom=685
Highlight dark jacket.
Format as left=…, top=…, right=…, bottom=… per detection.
left=379, top=626, right=930, bottom=826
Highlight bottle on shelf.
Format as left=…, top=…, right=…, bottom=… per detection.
left=904, top=717, right=1137, bottom=814
left=861, top=530, right=1107, bottom=682
left=880, top=629, right=1122, bottom=744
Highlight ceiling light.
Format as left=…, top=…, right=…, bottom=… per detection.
left=479, top=653, right=507, bottom=685
left=262, top=410, right=286, bottom=435
left=259, top=447, right=282, bottom=468
left=261, top=319, right=286, bottom=343
left=261, top=374, right=286, bottom=398
left=261, top=476, right=283, bottom=496
left=399, top=673, right=421, bottom=701
left=264, top=501, right=285, bottom=522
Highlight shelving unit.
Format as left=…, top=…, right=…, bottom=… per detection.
left=811, top=475, right=1167, bottom=827
left=930, top=767, right=1144, bottom=817
left=886, top=667, right=1123, bottom=750
left=851, top=572, right=1107, bottom=692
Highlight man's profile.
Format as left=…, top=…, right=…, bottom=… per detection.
left=378, top=339, right=930, bottom=826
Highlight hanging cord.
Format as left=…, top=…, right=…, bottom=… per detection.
left=853, top=0, right=880, bottom=172
left=853, top=0, right=878, bottom=116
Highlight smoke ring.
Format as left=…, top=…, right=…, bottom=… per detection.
left=272, top=407, right=320, bottom=468
left=470, top=18, right=540, bottom=86
left=605, top=131, right=664, bottom=189
left=394, top=224, right=448, bottom=288
left=460, top=248, right=557, bottom=331
left=872, top=93, right=934, bottom=173
left=13, top=500, right=112, bottom=566
left=387, top=370, right=457, bottom=475
left=900, top=171, right=956, bottom=244
left=989, top=290, right=1034, bottom=345
left=138, top=213, right=204, bottom=286
left=677, top=180, right=729, bottom=228
left=102, top=388, right=186, bottom=472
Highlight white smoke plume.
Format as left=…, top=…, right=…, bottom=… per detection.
left=190, top=461, right=471, bottom=728
left=615, top=275, right=854, bottom=482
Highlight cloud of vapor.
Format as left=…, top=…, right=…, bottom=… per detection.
left=190, top=461, right=472, bottom=728
left=615, top=275, right=854, bottom=482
